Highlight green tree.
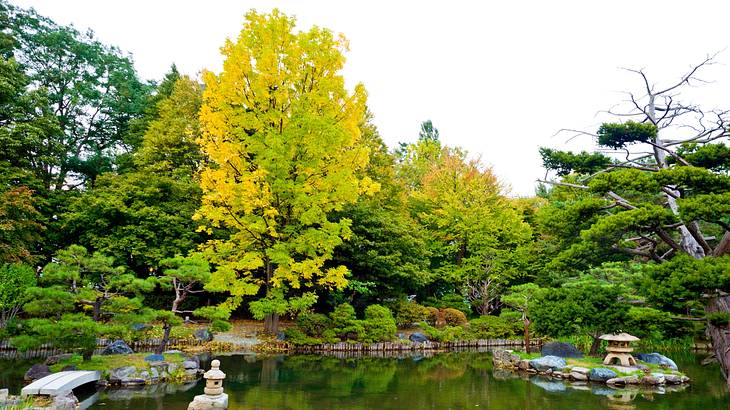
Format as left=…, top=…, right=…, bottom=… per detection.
left=195, top=10, right=377, bottom=333
left=41, top=245, right=151, bottom=321
left=0, top=263, right=36, bottom=329
left=538, top=56, right=730, bottom=383
left=63, top=76, right=204, bottom=274
left=532, top=282, right=628, bottom=355
left=158, top=254, right=211, bottom=314
left=6, top=2, right=151, bottom=188
left=501, top=283, right=542, bottom=353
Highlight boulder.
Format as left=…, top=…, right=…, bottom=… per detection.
left=635, top=353, right=678, bottom=371
left=61, top=365, right=77, bottom=371
left=492, top=350, right=520, bottom=368
left=569, top=366, right=589, bottom=375
left=193, top=328, right=213, bottom=342
left=651, top=372, right=666, bottom=384
left=607, top=376, right=634, bottom=385
left=588, top=368, right=617, bottom=382
left=641, top=375, right=659, bottom=385
left=664, top=374, right=683, bottom=384
left=51, top=390, right=78, bottom=410
left=569, top=371, right=588, bottom=381
left=168, top=363, right=179, bottom=373
left=101, top=339, right=134, bottom=355
left=144, top=354, right=165, bottom=362
left=0, top=388, right=8, bottom=401
left=540, top=342, right=584, bottom=358
left=409, top=332, right=429, bottom=343
left=24, top=363, right=51, bottom=381
left=45, top=353, right=73, bottom=366
left=276, top=332, right=286, bottom=341
left=109, top=366, right=137, bottom=383
left=517, top=359, right=531, bottom=370
left=528, top=355, right=566, bottom=372
left=183, top=360, right=199, bottom=370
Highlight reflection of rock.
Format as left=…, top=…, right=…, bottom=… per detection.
left=541, top=342, right=584, bottom=358
left=530, top=376, right=567, bottom=393
left=491, top=369, right=519, bottom=380
left=634, top=353, right=678, bottom=371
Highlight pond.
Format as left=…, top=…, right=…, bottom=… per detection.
left=6, top=350, right=730, bottom=409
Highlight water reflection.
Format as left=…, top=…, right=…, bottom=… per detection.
left=85, top=350, right=730, bottom=410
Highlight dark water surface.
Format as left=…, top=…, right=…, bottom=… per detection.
left=11, top=350, right=730, bottom=409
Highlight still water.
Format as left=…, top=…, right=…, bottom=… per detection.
left=3, top=350, right=726, bottom=409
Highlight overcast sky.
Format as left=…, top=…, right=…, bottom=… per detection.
left=13, top=0, right=730, bottom=195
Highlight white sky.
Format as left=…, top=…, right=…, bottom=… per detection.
left=12, top=0, right=730, bottom=195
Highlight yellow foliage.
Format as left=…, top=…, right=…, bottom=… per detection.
left=196, top=9, right=375, bottom=310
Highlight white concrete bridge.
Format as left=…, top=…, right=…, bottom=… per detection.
left=21, top=371, right=101, bottom=397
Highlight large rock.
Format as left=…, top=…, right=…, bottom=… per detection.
left=51, top=390, right=78, bottom=410
left=45, top=353, right=73, bottom=366
left=540, top=342, right=584, bottom=358
left=102, top=339, right=134, bottom=355
left=24, top=363, right=51, bottom=381
left=183, top=360, right=199, bottom=370
left=409, top=332, right=429, bottom=343
left=588, top=368, right=617, bottom=382
left=492, top=350, right=521, bottom=369
left=0, top=388, right=8, bottom=401
left=109, top=366, right=137, bottom=383
left=529, top=355, right=566, bottom=372
left=193, top=328, right=213, bottom=342
left=635, top=352, right=678, bottom=371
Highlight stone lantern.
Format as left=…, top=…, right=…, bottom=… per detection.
left=600, top=333, right=640, bottom=367
left=188, top=359, right=228, bottom=410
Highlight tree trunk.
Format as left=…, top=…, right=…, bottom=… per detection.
left=264, top=313, right=279, bottom=334
left=523, top=318, right=531, bottom=354
left=92, top=298, right=104, bottom=321
left=156, top=323, right=172, bottom=355
left=706, top=294, right=730, bottom=391
left=589, top=334, right=601, bottom=356
left=262, top=259, right=279, bottom=334
left=713, top=231, right=730, bottom=256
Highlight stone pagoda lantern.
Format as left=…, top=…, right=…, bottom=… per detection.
left=188, top=359, right=228, bottom=410
left=600, top=333, right=640, bottom=367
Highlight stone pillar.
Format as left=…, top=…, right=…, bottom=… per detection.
left=188, top=359, right=228, bottom=410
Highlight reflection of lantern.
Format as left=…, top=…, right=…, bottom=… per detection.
left=204, top=360, right=226, bottom=396
left=600, top=333, right=640, bottom=367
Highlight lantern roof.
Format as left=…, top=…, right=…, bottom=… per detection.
left=599, top=332, right=639, bottom=342
left=204, top=359, right=226, bottom=380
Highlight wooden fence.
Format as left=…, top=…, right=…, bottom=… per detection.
left=0, top=338, right=205, bottom=360
left=293, top=338, right=542, bottom=354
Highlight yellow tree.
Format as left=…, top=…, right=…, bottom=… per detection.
left=195, top=10, right=377, bottom=332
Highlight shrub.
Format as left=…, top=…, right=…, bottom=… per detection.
left=210, top=319, right=231, bottom=333
left=297, top=313, right=332, bottom=337
left=499, top=309, right=526, bottom=335
left=394, top=301, right=429, bottom=328
left=419, top=322, right=465, bottom=342
left=284, top=327, right=322, bottom=345
left=361, top=305, right=397, bottom=343
left=625, top=307, right=674, bottom=339
left=329, top=304, right=363, bottom=340
left=442, top=308, right=468, bottom=326
left=425, top=307, right=441, bottom=326
left=467, top=315, right=515, bottom=339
